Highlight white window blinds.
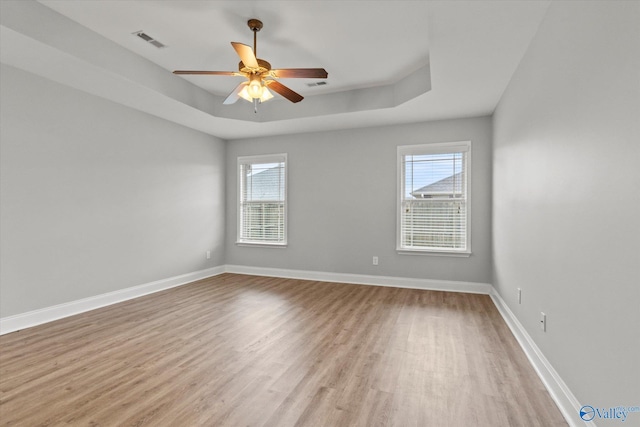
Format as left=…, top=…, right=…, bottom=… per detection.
left=238, top=154, right=287, bottom=245
left=398, top=142, right=470, bottom=253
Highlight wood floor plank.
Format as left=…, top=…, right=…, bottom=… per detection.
left=0, top=273, right=567, bottom=426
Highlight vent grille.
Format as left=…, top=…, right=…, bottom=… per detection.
left=133, top=31, right=166, bottom=49
left=149, top=40, right=166, bottom=49
left=306, top=81, right=327, bottom=87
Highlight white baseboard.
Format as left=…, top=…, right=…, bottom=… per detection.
left=225, top=264, right=493, bottom=294
left=490, top=290, right=588, bottom=427
left=0, top=263, right=581, bottom=427
left=0, top=265, right=225, bottom=335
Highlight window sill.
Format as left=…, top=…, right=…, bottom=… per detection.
left=236, top=241, right=288, bottom=248
left=396, top=249, right=471, bottom=258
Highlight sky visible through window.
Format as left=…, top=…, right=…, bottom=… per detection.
left=247, top=163, right=280, bottom=176
left=404, top=153, right=463, bottom=199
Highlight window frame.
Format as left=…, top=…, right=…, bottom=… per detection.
left=236, top=153, right=288, bottom=247
left=396, top=141, right=471, bottom=257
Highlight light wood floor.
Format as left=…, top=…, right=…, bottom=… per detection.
left=0, top=274, right=567, bottom=426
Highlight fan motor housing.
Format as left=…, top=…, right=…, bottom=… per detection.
left=239, top=59, right=271, bottom=75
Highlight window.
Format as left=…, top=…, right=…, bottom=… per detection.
left=237, top=154, right=287, bottom=246
left=397, top=142, right=470, bottom=255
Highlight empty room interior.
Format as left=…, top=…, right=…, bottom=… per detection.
left=1, top=1, right=638, bottom=426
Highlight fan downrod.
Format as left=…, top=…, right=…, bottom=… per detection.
left=247, top=19, right=263, bottom=57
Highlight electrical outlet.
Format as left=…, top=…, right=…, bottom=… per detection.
left=517, top=288, right=522, bottom=304
left=206, top=250, right=211, bottom=260
left=540, top=312, right=546, bottom=332
left=372, top=256, right=379, bottom=266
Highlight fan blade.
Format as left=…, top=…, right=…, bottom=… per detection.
left=265, top=80, right=304, bottom=103
left=231, top=42, right=259, bottom=69
left=223, top=82, right=248, bottom=105
left=173, top=70, right=240, bottom=75
left=270, top=68, right=328, bottom=79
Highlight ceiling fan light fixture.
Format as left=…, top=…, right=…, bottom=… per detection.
left=238, top=83, right=273, bottom=103
left=261, top=87, right=274, bottom=102
left=247, top=77, right=264, bottom=99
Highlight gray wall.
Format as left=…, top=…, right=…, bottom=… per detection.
left=0, top=64, right=226, bottom=317
left=493, top=0, right=639, bottom=408
left=226, top=117, right=492, bottom=284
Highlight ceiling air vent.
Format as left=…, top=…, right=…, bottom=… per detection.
left=133, top=31, right=166, bottom=49
left=307, top=81, right=327, bottom=87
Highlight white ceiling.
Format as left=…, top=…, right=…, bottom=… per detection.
left=40, top=0, right=433, bottom=97
left=1, top=1, right=551, bottom=140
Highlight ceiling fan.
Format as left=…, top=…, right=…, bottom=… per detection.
left=173, top=19, right=328, bottom=111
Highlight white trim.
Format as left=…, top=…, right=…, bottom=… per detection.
left=490, top=289, right=590, bottom=427
left=235, top=242, right=288, bottom=248
left=237, top=153, right=287, bottom=164
left=398, top=141, right=471, bottom=156
left=225, top=264, right=492, bottom=294
left=397, top=249, right=471, bottom=257
left=0, top=266, right=225, bottom=335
